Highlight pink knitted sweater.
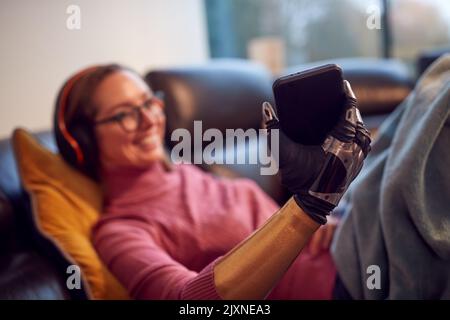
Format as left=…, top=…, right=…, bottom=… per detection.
left=92, top=161, right=335, bottom=299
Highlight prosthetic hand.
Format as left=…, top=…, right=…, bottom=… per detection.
left=213, top=81, right=371, bottom=300
left=263, top=80, right=371, bottom=224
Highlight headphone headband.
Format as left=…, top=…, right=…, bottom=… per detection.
left=57, top=66, right=99, bottom=165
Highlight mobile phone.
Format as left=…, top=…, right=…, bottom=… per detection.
left=272, top=64, right=345, bottom=145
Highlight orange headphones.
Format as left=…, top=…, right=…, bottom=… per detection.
left=57, top=66, right=99, bottom=166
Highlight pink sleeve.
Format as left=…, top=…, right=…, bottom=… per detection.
left=92, top=220, right=222, bottom=300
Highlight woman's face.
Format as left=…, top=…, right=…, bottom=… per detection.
left=93, top=70, right=166, bottom=171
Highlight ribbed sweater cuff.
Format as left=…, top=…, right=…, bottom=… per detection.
left=181, top=259, right=222, bottom=300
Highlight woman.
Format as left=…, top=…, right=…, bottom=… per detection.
left=53, top=64, right=370, bottom=299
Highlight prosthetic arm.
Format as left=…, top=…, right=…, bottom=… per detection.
left=213, top=80, right=371, bottom=299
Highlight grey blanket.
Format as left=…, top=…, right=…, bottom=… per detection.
left=332, top=54, right=450, bottom=299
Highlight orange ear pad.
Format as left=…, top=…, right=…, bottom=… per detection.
left=57, top=66, right=99, bottom=165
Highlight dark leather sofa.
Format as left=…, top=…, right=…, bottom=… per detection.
left=0, top=58, right=413, bottom=299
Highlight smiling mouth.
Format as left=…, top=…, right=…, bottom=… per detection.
left=136, top=134, right=160, bottom=150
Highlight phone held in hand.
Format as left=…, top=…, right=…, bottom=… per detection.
left=272, top=64, right=345, bottom=145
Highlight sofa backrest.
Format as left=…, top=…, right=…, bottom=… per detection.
left=284, top=58, right=414, bottom=116
left=145, top=59, right=275, bottom=150
left=0, top=131, right=56, bottom=214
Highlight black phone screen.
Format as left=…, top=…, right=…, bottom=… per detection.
left=273, top=64, right=345, bottom=145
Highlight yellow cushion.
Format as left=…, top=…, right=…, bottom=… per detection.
left=13, top=128, right=129, bottom=300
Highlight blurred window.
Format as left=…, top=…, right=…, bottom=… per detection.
left=205, top=0, right=450, bottom=72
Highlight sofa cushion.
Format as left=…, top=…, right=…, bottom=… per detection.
left=0, top=250, right=70, bottom=300
left=12, top=128, right=129, bottom=300
left=0, top=190, right=70, bottom=299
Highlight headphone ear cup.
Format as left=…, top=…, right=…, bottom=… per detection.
left=71, top=124, right=99, bottom=179
left=54, top=103, right=79, bottom=169
left=53, top=86, right=79, bottom=167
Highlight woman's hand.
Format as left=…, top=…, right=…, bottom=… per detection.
left=263, top=80, right=371, bottom=225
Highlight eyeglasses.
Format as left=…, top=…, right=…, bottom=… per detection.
left=94, top=93, right=164, bottom=133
